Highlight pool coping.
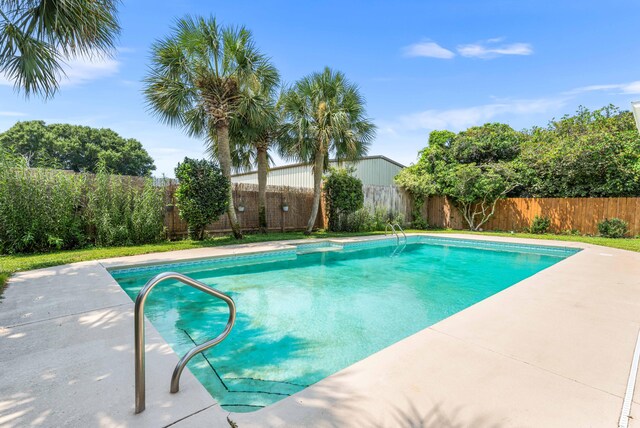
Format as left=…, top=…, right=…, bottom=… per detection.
left=2, top=233, right=640, bottom=427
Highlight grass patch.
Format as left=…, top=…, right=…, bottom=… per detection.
left=435, top=230, right=640, bottom=252
left=1, top=229, right=638, bottom=294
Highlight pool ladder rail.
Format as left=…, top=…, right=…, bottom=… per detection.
left=385, top=222, right=407, bottom=245
left=133, top=272, right=236, bottom=414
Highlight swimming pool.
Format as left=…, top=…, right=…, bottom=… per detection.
left=110, top=236, right=579, bottom=412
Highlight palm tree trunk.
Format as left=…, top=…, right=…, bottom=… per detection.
left=257, top=145, right=268, bottom=233
left=216, top=125, right=243, bottom=239
left=305, top=150, right=324, bottom=234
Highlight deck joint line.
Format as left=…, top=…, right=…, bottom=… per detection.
left=161, top=404, right=217, bottom=428
left=619, top=328, right=640, bottom=428
left=1, top=302, right=130, bottom=329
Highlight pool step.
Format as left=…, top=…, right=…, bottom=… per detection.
left=297, top=246, right=343, bottom=254
left=216, top=376, right=307, bottom=411
left=296, top=242, right=344, bottom=254
left=224, top=376, right=306, bottom=396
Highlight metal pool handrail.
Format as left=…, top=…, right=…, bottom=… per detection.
left=385, top=222, right=399, bottom=244
left=134, top=271, right=236, bottom=414
left=385, top=222, right=407, bottom=245
left=394, top=223, right=407, bottom=244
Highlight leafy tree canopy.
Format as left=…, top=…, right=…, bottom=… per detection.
left=0, top=120, right=156, bottom=176
left=519, top=105, right=640, bottom=197
left=396, top=123, right=523, bottom=230
left=452, top=123, right=523, bottom=164
left=395, top=105, right=640, bottom=229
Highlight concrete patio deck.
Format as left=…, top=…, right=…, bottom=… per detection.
left=1, top=234, right=639, bottom=427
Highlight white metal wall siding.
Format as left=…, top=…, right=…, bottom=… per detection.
left=231, top=158, right=403, bottom=188
left=230, top=164, right=314, bottom=187
left=349, top=158, right=402, bottom=186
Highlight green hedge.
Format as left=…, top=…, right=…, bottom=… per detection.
left=0, top=166, right=165, bottom=254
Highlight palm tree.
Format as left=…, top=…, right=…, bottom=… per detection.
left=143, top=16, right=279, bottom=239
left=226, top=97, right=280, bottom=232
left=279, top=67, right=375, bottom=234
left=0, top=0, right=120, bottom=98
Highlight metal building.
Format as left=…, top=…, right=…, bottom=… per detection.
left=231, top=155, right=405, bottom=188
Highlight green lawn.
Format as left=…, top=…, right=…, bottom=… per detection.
left=433, top=229, right=640, bottom=252
left=1, top=229, right=638, bottom=294
left=0, top=231, right=385, bottom=294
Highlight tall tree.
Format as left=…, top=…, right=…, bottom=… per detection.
left=227, top=96, right=280, bottom=232
left=0, top=120, right=156, bottom=175
left=279, top=67, right=375, bottom=234
left=143, top=16, right=279, bottom=239
left=0, top=0, right=120, bottom=97
left=518, top=105, right=640, bottom=197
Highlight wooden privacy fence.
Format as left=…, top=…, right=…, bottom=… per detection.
left=165, top=181, right=640, bottom=237
left=424, top=196, right=640, bottom=236
left=362, top=185, right=412, bottom=220
left=165, top=182, right=324, bottom=238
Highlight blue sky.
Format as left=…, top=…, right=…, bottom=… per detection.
left=1, top=0, right=639, bottom=176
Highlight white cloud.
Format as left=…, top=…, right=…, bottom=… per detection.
left=457, top=40, right=533, bottom=59
left=0, top=52, right=120, bottom=88
left=567, top=80, right=640, bottom=95
left=0, top=111, right=26, bottom=117
left=59, top=53, right=120, bottom=86
left=116, top=46, right=136, bottom=54
left=397, top=97, right=567, bottom=132
left=403, top=42, right=455, bottom=59
left=404, top=38, right=533, bottom=60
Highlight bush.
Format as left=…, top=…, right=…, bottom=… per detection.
left=391, top=212, right=405, bottom=227
left=560, top=229, right=581, bottom=236
left=324, top=168, right=364, bottom=232
left=0, top=167, right=85, bottom=253
left=0, top=165, right=166, bottom=254
left=85, top=169, right=165, bottom=246
left=372, top=206, right=390, bottom=231
left=528, top=215, right=551, bottom=234
left=175, top=158, right=229, bottom=240
left=412, top=216, right=428, bottom=230
left=597, top=218, right=629, bottom=238
left=342, top=208, right=373, bottom=232
left=337, top=205, right=407, bottom=233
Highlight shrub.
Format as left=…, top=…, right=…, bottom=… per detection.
left=412, top=216, right=428, bottom=230
left=324, top=168, right=364, bottom=232
left=85, top=169, right=165, bottom=246
left=597, top=218, right=629, bottom=238
left=560, top=229, right=581, bottom=236
left=342, top=208, right=374, bottom=232
left=528, top=215, right=551, bottom=234
left=391, top=211, right=405, bottom=227
left=0, top=165, right=166, bottom=254
left=0, top=166, right=86, bottom=253
left=338, top=205, right=407, bottom=233
left=372, top=206, right=390, bottom=231
left=174, top=158, right=229, bottom=240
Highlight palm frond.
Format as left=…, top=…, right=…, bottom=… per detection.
left=278, top=66, right=376, bottom=166
left=1, top=0, right=120, bottom=98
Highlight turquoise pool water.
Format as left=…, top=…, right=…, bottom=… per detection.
left=110, top=236, right=578, bottom=412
